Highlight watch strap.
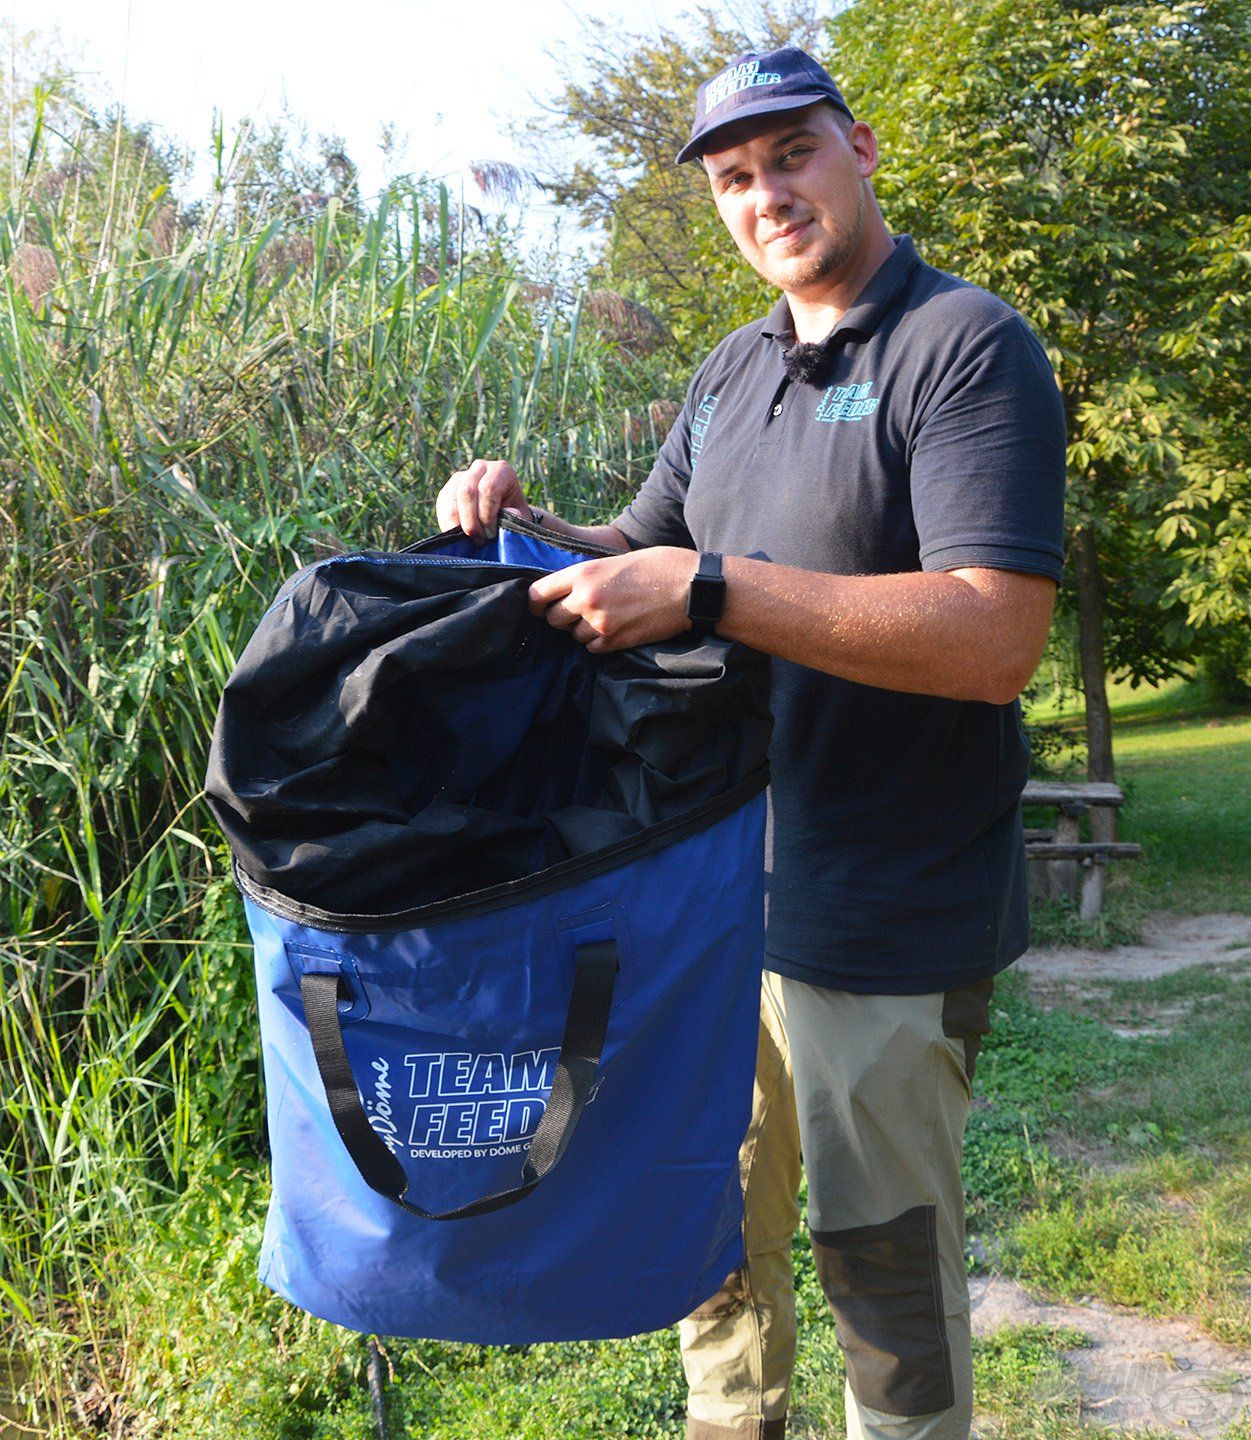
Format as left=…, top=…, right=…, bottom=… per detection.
left=686, top=551, right=726, bottom=636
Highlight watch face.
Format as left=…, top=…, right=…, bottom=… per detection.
left=688, top=574, right=727, bottom=625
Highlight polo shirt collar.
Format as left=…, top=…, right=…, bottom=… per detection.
left=761, top=234, right=922, bottom=347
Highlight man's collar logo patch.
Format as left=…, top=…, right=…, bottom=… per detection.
left=704, top=61, right=783, bottom=113
left=815, top=380, right=879, bottom=423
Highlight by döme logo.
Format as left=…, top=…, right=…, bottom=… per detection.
left=366, top=1057, right=401, bottom=1154
left=704, top=60, right=782, bottom=114
left=815, top=380, right=880, bottom=423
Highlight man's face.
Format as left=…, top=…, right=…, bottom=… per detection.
left=702, top=103, right=876, bottom=297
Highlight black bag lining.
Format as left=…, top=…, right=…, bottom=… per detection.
left=207, top=535, right=772, bottom=927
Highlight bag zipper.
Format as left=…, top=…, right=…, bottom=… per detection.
left=234, top=768, right=769, bottom=935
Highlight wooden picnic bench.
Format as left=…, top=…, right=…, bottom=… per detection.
left=1021, top=780, right=1143, bottom=921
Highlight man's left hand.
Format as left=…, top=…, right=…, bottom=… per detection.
left=527, top=547, right=695, bottom=653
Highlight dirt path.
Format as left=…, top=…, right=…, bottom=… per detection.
left=971, top=1274, right=1251, bottom=1436
left=1019, top=912, right=1251, bottom=986
left=974, top=913, right=1251, bottom=1433
left=1017, top=912, right=1251, bottom=1038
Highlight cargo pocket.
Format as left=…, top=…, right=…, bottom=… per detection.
left=941, top=977, right=994, bottom=1086
left=810, top=1204, right=954, bottom=1417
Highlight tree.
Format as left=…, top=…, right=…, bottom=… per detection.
left=523, top=2, right=826, bottom=354
left=828, top=0, right=1251, bottom=794
left=527, top=0, right=1251, bottom=779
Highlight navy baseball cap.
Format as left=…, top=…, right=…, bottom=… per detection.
left=676, top=46, right=854, bottom=165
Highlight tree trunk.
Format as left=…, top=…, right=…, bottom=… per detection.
left=1073, top=524, right=1116, bottom=843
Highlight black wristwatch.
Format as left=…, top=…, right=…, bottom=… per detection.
left=686, top=552, right=726, bottom=637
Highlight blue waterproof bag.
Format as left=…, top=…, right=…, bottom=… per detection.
left=207, top=515, right=771, bottom=1342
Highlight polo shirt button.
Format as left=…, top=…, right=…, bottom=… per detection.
left=772, top=403, right=783, bottom=416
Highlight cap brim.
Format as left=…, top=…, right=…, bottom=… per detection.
left=675, top=91, right=852, bottom=165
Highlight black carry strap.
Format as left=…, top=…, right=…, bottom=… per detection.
left=301, top=939, right=619, bottom=1221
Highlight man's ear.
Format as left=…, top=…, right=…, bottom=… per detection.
left=848, top=120, right=879, bottom=179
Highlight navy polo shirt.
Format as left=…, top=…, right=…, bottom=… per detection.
left=613, top=235, right=1066, bottom=995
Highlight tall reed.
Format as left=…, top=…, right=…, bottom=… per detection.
left=0, top=131, right=676, bottom=1429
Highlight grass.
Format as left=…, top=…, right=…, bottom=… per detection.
left=962, top=969, right=1126, bottom=1219
left=1116, top=707, right=1251, bottom=913
left=1073, top=966, right=1251, bottom=1150
left=7, top=1160, right=1112, bottom=1440
left=943, top=836, right=1251, bottom=1365
left=1002, top=1160, right=1251, bottom=1345
left=19, top=948, right=1245, bottom=1438
left=8, top=1235, right=1096, bottom=1440
left=970, top=1325, right=1091, bottom=1439
left=966, top=955, right=1251, bottom=1353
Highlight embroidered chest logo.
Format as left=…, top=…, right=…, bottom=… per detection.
left=690, top=392, right=719, bottom=470
left=815, top=380, right=880, bottom=424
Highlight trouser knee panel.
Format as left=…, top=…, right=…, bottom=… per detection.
left=687, top=1419, right=787, bottom=1440
left=811, top=1204, right=954, bottom=1418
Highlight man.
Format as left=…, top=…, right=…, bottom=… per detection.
left=436, top=45, right=1065, bottom=1440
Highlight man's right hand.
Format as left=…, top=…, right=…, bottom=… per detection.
left=436, top=459, right=531, bottom=542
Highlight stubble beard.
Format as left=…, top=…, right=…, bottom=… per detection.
left=761, top=182, right=866, bottom=294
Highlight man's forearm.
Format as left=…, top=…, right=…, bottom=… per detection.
left=526, top=545, right=1057, bottom=704
left=718, top=557, right=1056, bottom=705
left=530, top=507, right=631, bottom=553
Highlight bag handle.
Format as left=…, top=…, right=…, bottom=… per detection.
left=300, top=938, right=619, bottom=1221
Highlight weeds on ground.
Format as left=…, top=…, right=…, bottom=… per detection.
left=1002, top=1164, right=1251, bottom=1344
left=963, top=970, right=1122, bottom=1221
left=16, top=1180, right=750, bottom=1439
left=981, top=965, right=1251, bottom=1345
left=22, top=962, right=1251, bottom=1436
left=1026, top=892, right=1148, bottom=950
left=971, top=1324, right=1090, bottom=1438
left=788, top=1226, right=847, bottom=1437
left=1068, top=966, right=1251, bottom=1151
left=1080, top=959, right=1251, bottom=1029
left=21, top=1179, right=1112, bottom=1440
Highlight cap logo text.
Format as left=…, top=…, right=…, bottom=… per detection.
left=704, top=61, right=783, bottom=114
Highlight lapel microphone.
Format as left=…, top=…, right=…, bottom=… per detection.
left=781, top=341, right=834, bottom=386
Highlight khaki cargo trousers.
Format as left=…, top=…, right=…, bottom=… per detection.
left=680, top=968, right=993, bottom=1440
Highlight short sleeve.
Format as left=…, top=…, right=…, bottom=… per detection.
left=910, top=316, right=1066, bottom=582
left=612, top=366, right=716, bottom=551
